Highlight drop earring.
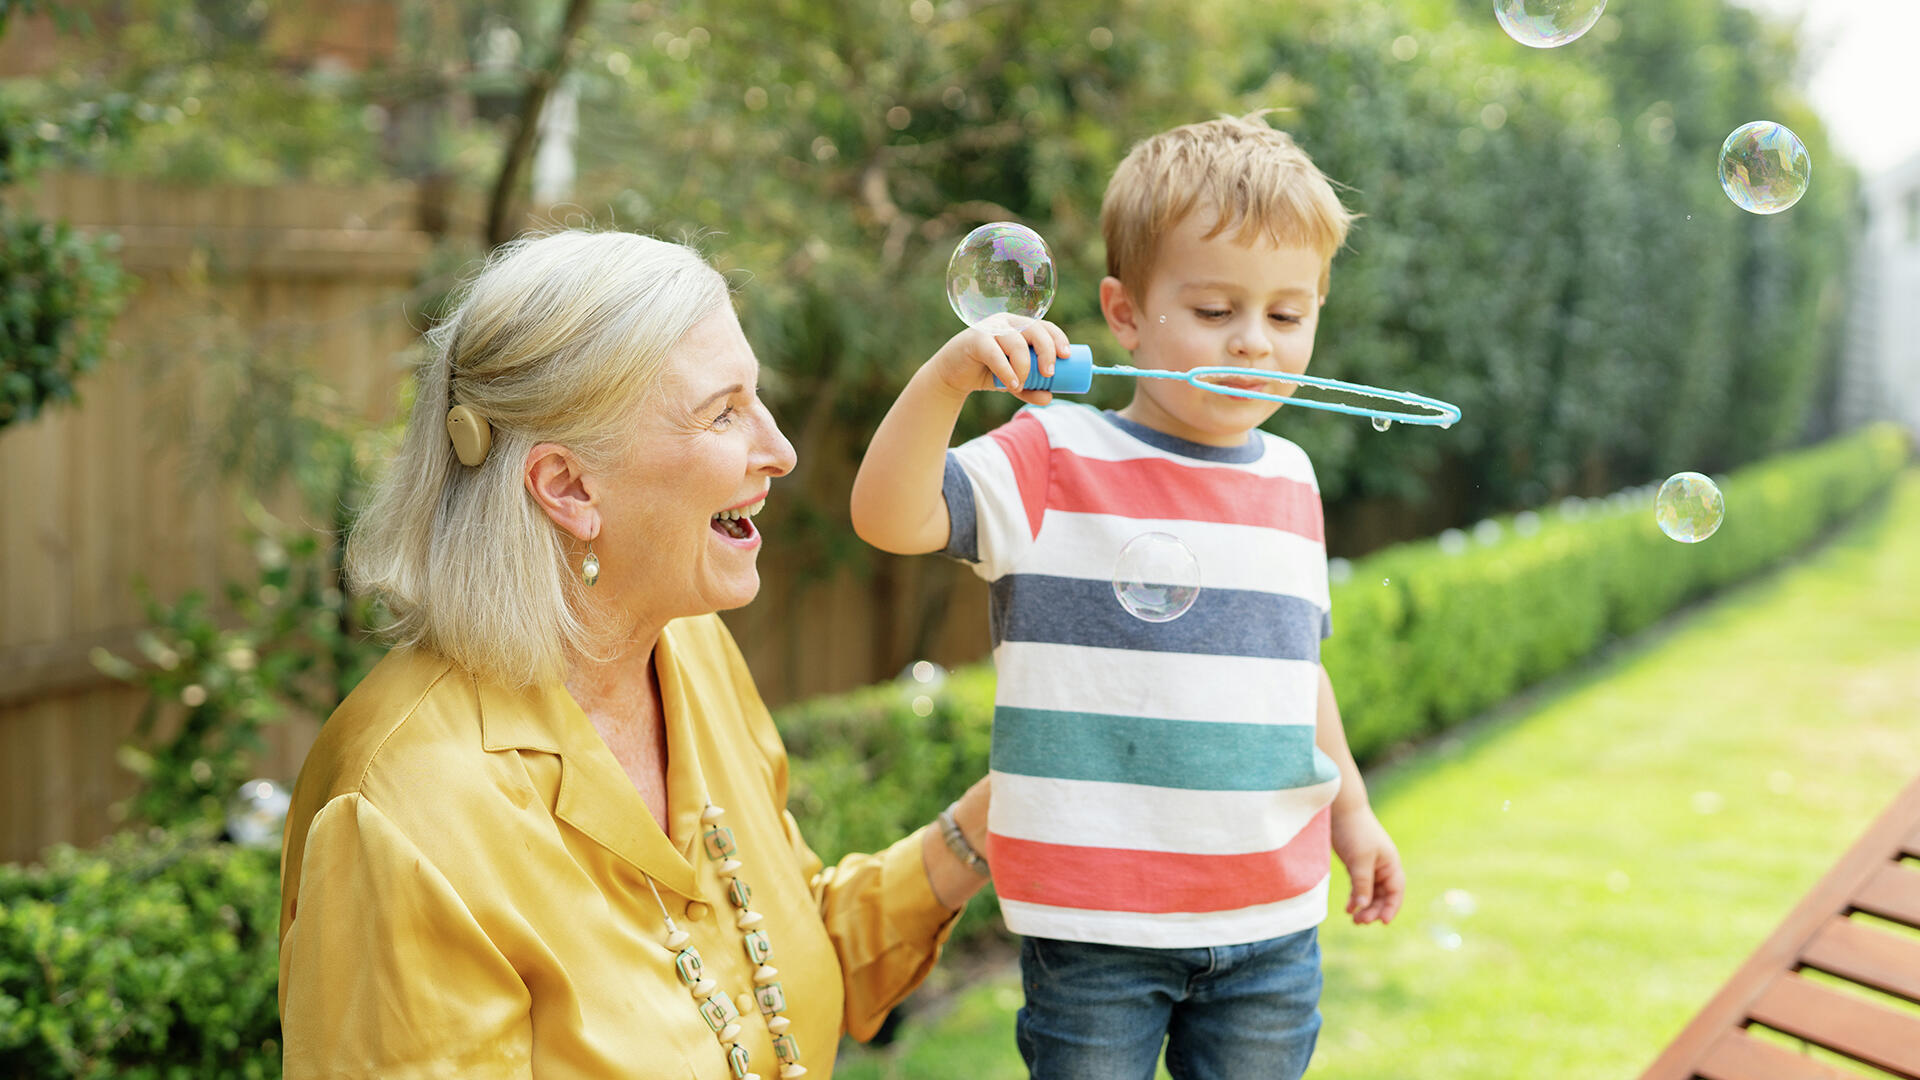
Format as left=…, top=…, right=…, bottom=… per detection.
left=581, top=539, right=600, bottom=586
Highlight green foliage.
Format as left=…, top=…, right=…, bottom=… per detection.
left=0, top=209, right=129, bottom=430
left=0, top=826, right=282, bottom=1080
left=1328, top=422, right=1910, bottom=760
left=781, top=425, right=1911, bottom=948
left=97, top=516, right=384, bottom=829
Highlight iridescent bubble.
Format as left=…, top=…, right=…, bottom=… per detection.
left=1112, top=532, right=1200, bottom=622
left=1655, top=471, right=1725, bottom=543
left=1719, top=121, right=1811, bottom=215
left=1371, top=415, right=1392, bottom=432
left=1430, top=922, right=1464, bottom=950
left=226, top=778, right=291, bottom=850
left=896, top=660, right=948, bottom=716
left=1494, top=0, right=1608, bottom=48
left=946, top=222, right=1055, bottom=333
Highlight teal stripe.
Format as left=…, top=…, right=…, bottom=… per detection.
left=989, top=707, right=1336, bottom=791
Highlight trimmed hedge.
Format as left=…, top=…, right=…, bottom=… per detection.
left=779, top=423, right=1911, bottom=935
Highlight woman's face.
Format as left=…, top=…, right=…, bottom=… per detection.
left=594, top=304, right=796, bottom=629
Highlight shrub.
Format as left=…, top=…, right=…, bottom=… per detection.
left=0, top=826, right=282, bottom=1079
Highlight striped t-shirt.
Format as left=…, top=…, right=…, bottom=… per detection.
left=942, top=402, right=1340, bottom=948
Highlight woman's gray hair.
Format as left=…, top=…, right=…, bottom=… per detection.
left=346, top=229, right=729, bottom=687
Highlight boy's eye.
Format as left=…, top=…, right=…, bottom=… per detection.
left=1194, top=308, right=1230, bottom=320
left=1270, top=313, right=1303, bottom=325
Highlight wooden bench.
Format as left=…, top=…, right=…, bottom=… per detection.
left=1638, top=774, right=1920, bottom=1080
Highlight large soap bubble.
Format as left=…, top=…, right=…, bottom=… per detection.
left=1655, top=472, right=1725, bottom=543
left=227, top=778, right=292, bottom=850
left=1719, top=121, right=1811, bottom=215
left=1112, top=532, right=1201, bottom=623
left=947, top=222, right=1055, bottom=334
left=1494, top=0, right=1608, bottom=48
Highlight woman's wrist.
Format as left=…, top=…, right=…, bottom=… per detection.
left=937, top=803, right=989, bottom=877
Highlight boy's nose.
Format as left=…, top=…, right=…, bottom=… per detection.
left=1229, top=323, right=1272, bottom=361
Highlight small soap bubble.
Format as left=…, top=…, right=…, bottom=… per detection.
left=1328, top=557, right=1353, bottom=584
left=1656, top=472, right=1725, bottom=543
left=1430, top=923, right=1464, bottom=950
left=1501, top=799, right=1512, bottom=812
left=226, top=778, right=291, bottom=850
left=1719, top=121, right=1811, bottom=215
left=1439, top=888, right=1478, bottom=919
left=1472, top=519, right=1503, bottom=545
left=1438, top=529, right=1469, bottom=556
left=1112, top=532, right=1201, bottom=622
left=946, top=222, right=1055, bottom=333
left=1372, top=415, right=1392, bottom=432
left=1495, top=0, right=1608, bottom=48
left=896, top=660, right=948, bottom=716
left=1514, top=510, right=1542, bottom=536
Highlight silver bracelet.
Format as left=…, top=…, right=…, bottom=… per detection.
left=937, top=803, right=989, bottom=876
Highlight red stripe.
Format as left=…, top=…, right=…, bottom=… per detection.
left=1048, top=449, right=1324, bottom=542
left=988, top=412, right=1051, bottom=540
left=987, top=807, right=1330, bottom=914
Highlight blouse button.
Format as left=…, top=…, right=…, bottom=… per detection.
left=686, top=901, right=712, bottom=921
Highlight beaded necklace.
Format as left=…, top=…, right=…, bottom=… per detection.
left=642, top=802, right=807, bottom=1080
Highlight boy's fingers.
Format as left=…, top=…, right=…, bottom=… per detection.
left=1347, top=855, right=1375, bottom=920
left=995, top=332, right=1032, bottom=389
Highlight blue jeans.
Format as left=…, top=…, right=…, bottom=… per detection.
left=1016, top=928, right=1322, bottom=1080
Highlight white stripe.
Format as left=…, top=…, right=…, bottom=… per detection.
left=988, top=772, right=1339, bottom=856
left=1028, top=403, right=1320, bottom=483
left=949, top=436, right=1030, bottom=581
left=993, top=644, right=1322, bottom=724
left=1026, top=510, right=1329, bottom=602
left=999, top=878, right=1330, bottom=948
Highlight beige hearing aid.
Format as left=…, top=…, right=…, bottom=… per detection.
left=446, top=405, right=493, bottom=467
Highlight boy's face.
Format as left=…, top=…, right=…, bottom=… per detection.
left=1101, top=211, right=1326, bottom=447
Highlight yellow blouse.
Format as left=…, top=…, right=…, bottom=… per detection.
left=278, top=614, right=960, bottom=1079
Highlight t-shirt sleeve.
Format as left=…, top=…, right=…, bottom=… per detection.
left=942, top=409, right=1050, bottom=581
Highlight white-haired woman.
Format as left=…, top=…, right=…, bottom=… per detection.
left=277, top=230, right=992, bottom=1080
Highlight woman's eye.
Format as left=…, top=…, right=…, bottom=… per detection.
left=709, top=405, right=737, bottom=429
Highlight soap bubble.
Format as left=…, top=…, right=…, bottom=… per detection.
left=226, top=778, right=291, bottom=850
left=1719, top=122, right=1811, bottom=214
left=946, top=222, right=1055, bottom=333
left=1371, top=415, right=1392, bottom=432
left=1430, top=923, right=1464, bottom=950
left=1112, top=532, right=1200, bottom=622
left=1439, top=888, right=1478, bottom=919
left=1438, top=529, right=1468, bottom=556
left=896, top=660, right=947, bottom=717
left=1655, top=472, right=1725, bottom=543
left=1494, top=0, right=1607, bottom=48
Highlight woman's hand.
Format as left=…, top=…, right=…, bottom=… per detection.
left=1331, top=803, right=1404, bottom=925
left=927, top=320, right=1071, bottom=407
left=922, top=775, right=993, bottom=912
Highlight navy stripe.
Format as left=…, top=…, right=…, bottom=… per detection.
left=989, top=574, right=1326, bottom=660
left=941, top=452, right=980, bottom=563
left=990, top=707, right=1335, bottom=791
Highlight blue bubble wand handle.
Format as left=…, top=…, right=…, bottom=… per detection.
left=997, top=345, right=1462, bottom=427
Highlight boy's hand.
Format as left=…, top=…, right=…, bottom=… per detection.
left=1331, top=803, right=1404, bottom=925
left=927, top=319, right=1071, bottom=407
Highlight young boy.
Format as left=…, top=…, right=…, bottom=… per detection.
left=849, top=114, right=1404, bottom=1079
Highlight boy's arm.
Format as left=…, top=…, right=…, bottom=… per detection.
left=850, top=321, right=1068, bottom=555
left=1315, top=664, right=1405, bottom=925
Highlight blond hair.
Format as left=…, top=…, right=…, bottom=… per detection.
left=346, top=230, right=729, bottom=687
left=1101, top=112, right=1355, bottom=296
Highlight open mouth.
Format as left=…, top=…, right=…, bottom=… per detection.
left=710, top=496, right=766, bottom=542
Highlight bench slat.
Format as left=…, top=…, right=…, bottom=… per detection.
left=1801, top=915, right=1920, bottom=1006
left=1696, top=1029, right=1868, bottom=1080
left=1854, top=863, right=1920, bottom=930
left=1747, top=973, right=1920, bottom=1079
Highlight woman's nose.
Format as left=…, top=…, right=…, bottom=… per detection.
left=757, top=409, right=797, bottom=476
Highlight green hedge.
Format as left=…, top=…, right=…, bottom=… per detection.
left=779, top=423, right=1911, bottom=935
left=0, top=827, right=282, bottom=1079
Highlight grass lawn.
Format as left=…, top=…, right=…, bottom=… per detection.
left=831, top=469, right=1920, bottom=1079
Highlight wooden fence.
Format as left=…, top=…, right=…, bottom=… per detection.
left=0, top=172, right=991, bottom=864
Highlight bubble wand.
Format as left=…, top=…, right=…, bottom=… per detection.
left=952, top=223, right=1462, bottom=429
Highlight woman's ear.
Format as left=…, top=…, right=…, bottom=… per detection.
left=1100, top=276, right=1143, bottom=352
left=524, top=443, right=599, bottom=541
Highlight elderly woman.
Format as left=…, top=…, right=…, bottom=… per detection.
left=277, top=230, right=992, bottom=1080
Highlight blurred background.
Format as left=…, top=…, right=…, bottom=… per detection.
left=0, top=0, right=1916, bottom=1076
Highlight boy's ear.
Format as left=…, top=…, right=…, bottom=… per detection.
left=1099, top=276, right=1143, bottom=351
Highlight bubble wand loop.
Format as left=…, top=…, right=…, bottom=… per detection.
left=999, top=349, right=1461, bottom=427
